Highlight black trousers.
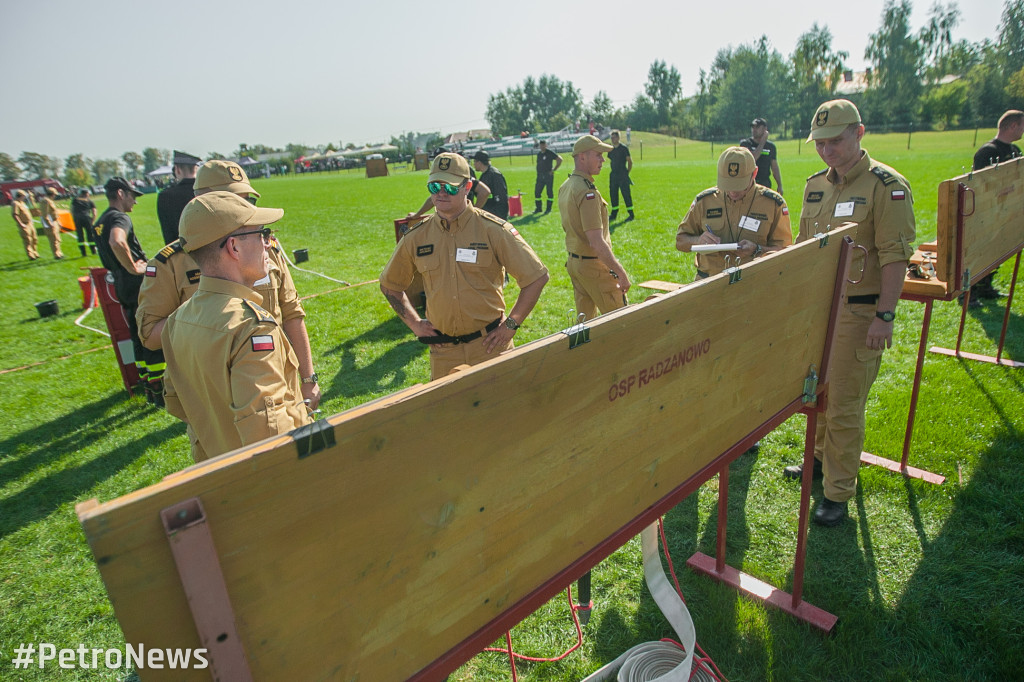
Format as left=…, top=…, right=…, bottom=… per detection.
left=535, top=172, right=555, bottom=202
left=609, top=174, right=632, bottom=211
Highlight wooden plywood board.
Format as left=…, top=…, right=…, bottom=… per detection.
left=77, top=225, right=857, bottom=681
left=935, top=160, right=1024, bottom=288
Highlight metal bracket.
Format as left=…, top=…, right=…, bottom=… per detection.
left=801, top=365, right=819, bottom=404
left=816, top=232, right=830, bottom=248
left=293, top=418, right=337, bottom=459
left=962, top=267, right=972, bottom=293
left=847, top=245, right=868, bottom=284
left=724, top=255, right=742, bottom=284
left=562, top=311, right=590, bottom=350
left=160, top=498, right=253, bottom=681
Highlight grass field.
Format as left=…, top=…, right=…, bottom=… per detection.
left=1, top=129, right=1022, bottom=681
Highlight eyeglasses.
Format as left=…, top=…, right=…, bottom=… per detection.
left=244, top=195, right=258, bottom=205
left=427, top=181, right=464, bottom=195
left=219, top=226, right=273, bottom=248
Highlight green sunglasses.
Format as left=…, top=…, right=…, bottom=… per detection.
left=427, top=181, right=464, bottom=195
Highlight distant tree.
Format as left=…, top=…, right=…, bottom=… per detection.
left=792, top=24, right=849, bottom=125
left=644, top=60, right=683, bottom=126
left=919, top=2, right=962, bottom=82
left=65, top=167, right=94, bottom=188
left=207, top=151, right=226, bottom=160
left=710, top=37, right=792, bottom=138
left=624, top=94, right=660, bottom=131
left=91, top=158, right=121, bottom=184
left=1006, top=64, right=1024, bottom=99
left=121, top=151, right=143, bottom=179
left=865, top=0, right=924, bottom=124
left=920, top=78, right=969, bottom=127
left=285, top=143, right=309, bottom=160
left=0, top=152, right=20, bottom=181
left=18, top=152, right=51, bottom=179
left=583, top=91, right=614, bottom=126
left=142, top=147, right=169, bottom=174
left=999, top=0, right=1024, bottom=75
left=961, top=44, right=1010, bottom=123
left=486, top=74, right=583, bottom=136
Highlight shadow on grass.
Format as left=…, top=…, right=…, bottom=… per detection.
left=0, top=419, right=177, bottom=540
left=966, top=299, right=1024, bottom=361
left=889, top=428, right=1024, bottom=679
left=321, top=316, right=425, bottom=399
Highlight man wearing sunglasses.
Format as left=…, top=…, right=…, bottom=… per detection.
left=380, top=152, right=549, bottom=379
left=161, top=191, right=313, bottom=462
left=558, top=134, right=631, bottom=320
left=137, top=160, right=320, bottom=411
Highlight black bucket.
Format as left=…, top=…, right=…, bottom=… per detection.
left=293, top=248, right=309, bottom=264
left=35, top=300, right=59, bottom=318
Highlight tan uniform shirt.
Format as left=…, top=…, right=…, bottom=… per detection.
left=137, top=237, right=303, bottom=347
left=797, top=151, right=915, bottom=295
left=39, top=197, right=58, bottom=227
left=380, top=205, right=547, bottom=337
left=162, top=276, right=311, bottom=460
left=677, top=184, right=792, bottom=275
left=11, top=200, right=32, bottom=228
left=559, top=173, right=608, bottom=256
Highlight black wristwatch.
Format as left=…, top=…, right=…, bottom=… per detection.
left=504, top=317, right=520, bottom=331
left=875, top=310, right=896, bottom=322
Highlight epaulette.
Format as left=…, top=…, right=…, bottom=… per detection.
left=243, top=299, right=278, bottom=325
left=762, top=188, right=785, bottom=206
left=695, top=188, right=718, bottom=202
left=406, top=217, right=429, bottom=233
left=267, top=235, right=282, bottom=254
left=870, top=165, right=898, bottom=186
left=154, top=238, right=185, bottom=264
left=480, top=211, right=508, bottom=226
left=807, top=168, right=828, bottom=181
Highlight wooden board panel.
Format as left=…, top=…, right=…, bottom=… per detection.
left=935, top=160, right=1024, bottom=289
left=77, top=225, right=857, bottom=681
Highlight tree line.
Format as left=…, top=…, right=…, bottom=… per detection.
left=486, top=0, right=1023, bottom=140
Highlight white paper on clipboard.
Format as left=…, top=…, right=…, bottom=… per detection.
left=691, top=243, right=739, bottom=253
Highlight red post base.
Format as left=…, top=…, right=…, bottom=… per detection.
left=686, top=552, right=838, bottom=633
left=859, top=452, right=946, bottom=485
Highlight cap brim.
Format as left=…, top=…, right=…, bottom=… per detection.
left=129, top=188, right=144, bottom=197
left=428, top=171, right=467, bottom=185
left=807, top=124, right=851, bottom=142
left=718, top=176, right=753, bottom=192
left=245, top=206, right=284, bottom=227
left=197, top=181, right=261, bottom=198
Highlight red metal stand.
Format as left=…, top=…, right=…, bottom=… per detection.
left=86, top=266, right=141, bottom=394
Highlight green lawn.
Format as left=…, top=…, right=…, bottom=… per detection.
left=1, top=129, right=1022, bottom=681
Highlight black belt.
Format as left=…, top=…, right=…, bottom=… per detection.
left=569, top=253, right=598, bottom=259
left=847, top=294, right=879, bottom=305
left=418, top=318, right=501, bottom=345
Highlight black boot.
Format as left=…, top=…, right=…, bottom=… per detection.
left=544, top=200, right=552, bottom=214
left=148, top=379, right=165, bottom=408
left=783, top=458, right=823, bottom=480
left=79, top=245, right=87, bottom=257
left=609, top=209, right=618, bottom=221
left=625, top=210, right=635, bottom=222
left=813, top=497, right=848, bottom=526
left=533, top=201, right=542, bottom=214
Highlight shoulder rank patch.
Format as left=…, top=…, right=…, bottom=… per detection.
left=584, top=178, right=596, bottom=190
left=268, top=235, right=282, bottom=253
left=243, top=299, right=277, bottom=325
left=891, top=189, right=907, bottom=201
left=480, top=211, right=507, bottom=226
left=695, top=188, right=717, bottom=202
left=186, top=269, right=201, bottom=284
left=155, top=238, right=185, bottom=263
left=251, top=335, right=275, bottom=352
left=417, top=244, right=434, bottom=257
left=763, top=188, right=785, bottom=206
left=406, top=217, right=429, bottom=234
left=870, top=166, right=898, bottom=186
left=807, top=168, right=828, bottom=180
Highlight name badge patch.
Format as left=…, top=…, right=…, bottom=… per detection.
left=186, top=269, right=201, bottom=284
left=706, top=208, right=723, bottom=219
left=455, top=248, right=478, bottom=264
left=417, top=244, right=434, bottom=257
left=806, top=191, right=824, bottom=203
left=834, top=201, right=855, bottom=217
left=251, top=335, right=275, bottom=352
left=739, top=215, right=761, bottom=232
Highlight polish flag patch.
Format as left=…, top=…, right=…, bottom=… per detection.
left=782, top=207, right=789, bottom=215
left=251, top=335, right=275, bottom=352
left=891, top=189, right=906, bottom=200
left=145, top=265, right=157, bottom=277
left=509, top=227, right=520, bottom=237
left=585, top=192, right=596, bottom=200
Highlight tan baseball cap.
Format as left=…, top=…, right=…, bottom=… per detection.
left=428, top=152, right=471, bottom=185
left=179, top=191, right=283, bottom=252
left=194, top=160, right=260, bottom=197
left=807, top=99, right=862, bottom=141
left=46, top=187, right=58, bottom=196
left=717, top=147, right=756, bottom=192
left=573, top=135, right=613, bottom=154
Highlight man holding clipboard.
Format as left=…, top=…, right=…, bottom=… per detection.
left=675, top=146, right=792, bottom=279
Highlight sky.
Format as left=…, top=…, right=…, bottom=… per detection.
left=1, top=0, right=1007, bottom=162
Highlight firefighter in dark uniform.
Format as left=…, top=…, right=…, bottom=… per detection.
left=607, top=130, right=634, bottom=221
left=471, top=150, right=509, bottom=219
left=533, top=139, right=562, bottom=214
left=94, top=176, right=162, bottom=403
left=157, top=150, right=200, bottom=244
